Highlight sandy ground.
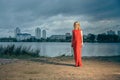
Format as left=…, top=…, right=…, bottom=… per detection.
left=0, top=56, right=120, bottom=80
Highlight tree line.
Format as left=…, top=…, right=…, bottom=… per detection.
left=0, top=34, right=120, bottom=42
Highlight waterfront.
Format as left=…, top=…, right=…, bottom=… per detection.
left=0, top=42, right=120, bottom=57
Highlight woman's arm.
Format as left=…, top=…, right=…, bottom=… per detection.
left=71, top=31, right=74, bottom=47
left=81, top=30, right=83, bottom=46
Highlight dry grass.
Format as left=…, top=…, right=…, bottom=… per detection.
left=0, top=45, right=40, bottom=58
left=0, top=57, right=120, bottom=80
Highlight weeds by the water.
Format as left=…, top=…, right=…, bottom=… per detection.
left=0, top=45, right=40, bottom=58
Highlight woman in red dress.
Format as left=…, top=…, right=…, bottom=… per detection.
left=72, top=21, right=83, bottom=67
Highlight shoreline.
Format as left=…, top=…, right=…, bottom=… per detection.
left=0, top=56, right=120, bottom=80
left=0, top=55, right=120, bottom=65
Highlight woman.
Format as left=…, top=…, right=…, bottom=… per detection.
left=72, top=21, right=83, bottom=67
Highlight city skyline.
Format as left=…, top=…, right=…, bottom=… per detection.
left=15, top=27, right=47, bottom=40
left=2, top=27, right=120, bottom=39
left=0, top=0, right=120, bottom=38
left=14, top=27, right=120, bottom=38
left=1, top=28, right=120, bottom=42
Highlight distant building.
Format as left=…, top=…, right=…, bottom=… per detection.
left=87, top=33, right=94, bottom=37
left=117, top=31, right=120, bottom=36
left=65, top=33, right=71, bottom=37
left=107, top=30, right=116, bottom=35
left=31, top=36, right=36, bottom=39
left=14, top=27, right=32, bottom=41
left=101, top=33, right=107, bottom=35
left=16, top=33, right=31, bottom=41
left=42, top=30, right=46, bottom=39
left=50, top=35, right=66, bottom=40
left=14, top=27, right=21, bottom=38
left=35, top=27, right=41, bottom=39
left=65, top=33, right=72, bottom=41
left=83, top=35, right=87, bottom=40
left=94, top=35, right=98, bottom=42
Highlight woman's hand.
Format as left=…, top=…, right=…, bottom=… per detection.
left=82, top=42, right=83, bottom=47
left=71, top=44, right=73, bottom=47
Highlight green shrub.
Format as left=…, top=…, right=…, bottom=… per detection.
left=0, top=44, right=40, bottom=58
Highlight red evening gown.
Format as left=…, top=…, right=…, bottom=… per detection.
left=72, top=29, right=83, bottom=67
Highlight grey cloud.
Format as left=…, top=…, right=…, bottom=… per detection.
left=0, top=0, right=120, bottom=23
left=0, top=0, right=120, bottom=37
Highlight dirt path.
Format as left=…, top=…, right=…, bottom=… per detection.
left=0, top=58, right=18, bottom=65
left=0, top=57, right=120, bottom=80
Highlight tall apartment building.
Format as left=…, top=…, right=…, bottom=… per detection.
left=35, top=27, right=41, bottom=39
left=42, top=30, right=46, bottom=39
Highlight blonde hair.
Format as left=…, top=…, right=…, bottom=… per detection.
left=73, top=21, right=81, bottom=30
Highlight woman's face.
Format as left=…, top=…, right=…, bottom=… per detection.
left=74, top=23, right=80, bottom=29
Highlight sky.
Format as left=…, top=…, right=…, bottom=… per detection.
left=0, top=0, right=120, bottom=37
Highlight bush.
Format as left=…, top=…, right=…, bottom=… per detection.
left=0, top=44, right=40, bottom=58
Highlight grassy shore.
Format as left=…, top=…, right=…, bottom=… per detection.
left=0, top=45, right=120, bottom=80
left=0, top=56, right=120, bottom=80
left=0, top=44, right=40, bottom=59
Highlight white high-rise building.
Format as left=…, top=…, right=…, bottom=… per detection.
left=35, top=27, right=41, bottom=39
left=14, top=27, right=21, bottom=38
left=42, top=30, right=46, bottom=39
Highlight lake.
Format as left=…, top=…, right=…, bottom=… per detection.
left=0, top=42, right=120, bottom=57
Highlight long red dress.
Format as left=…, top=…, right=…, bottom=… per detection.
left=72, top=29, right=83, bottom=67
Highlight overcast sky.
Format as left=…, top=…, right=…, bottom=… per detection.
left=0, top=0, right=120, bottom=37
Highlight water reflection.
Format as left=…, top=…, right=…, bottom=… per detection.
left=0, top=42, right=120, bottom=57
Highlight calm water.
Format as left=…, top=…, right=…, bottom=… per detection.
left=0, top=42, right=120, bottom=57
